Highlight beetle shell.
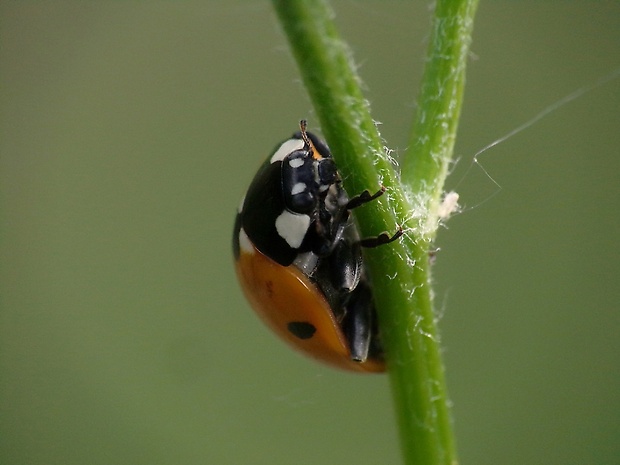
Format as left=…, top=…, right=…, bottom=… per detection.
left=233, top=124, right=385, bottom=372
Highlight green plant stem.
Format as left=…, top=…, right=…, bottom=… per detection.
left=402, top=0, right=479, bottom=238
left=271, top=0, right=401, bottom=211
left=272, top=1, right=478, bottom=464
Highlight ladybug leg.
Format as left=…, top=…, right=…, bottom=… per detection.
left=310, top=208, right=347, bottom=257
left=325, top=240, right=378, bottom=363
left=359, top=226, right=403, bottom=248
left=346, top=186, right=386, bottom=210
left=342, top=280, right=374, bottom=362
left=312, top=237, right=363, bottom=317
left=329, top=239, right=362, bottom=293
left=346, top=186, right=403, bottom=249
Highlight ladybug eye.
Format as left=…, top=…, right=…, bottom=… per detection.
left=317, top=158, right=338, bottom=186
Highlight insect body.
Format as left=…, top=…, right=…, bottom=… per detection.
left=233, top=121, right=400, bottom=372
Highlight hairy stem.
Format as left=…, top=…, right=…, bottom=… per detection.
left=272, top=1, right=478, bottom=464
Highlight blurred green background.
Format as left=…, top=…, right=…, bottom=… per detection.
left=1, top=2, right=619, bottom=464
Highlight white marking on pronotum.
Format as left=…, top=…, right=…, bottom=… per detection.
left=275, top=210, right=310, bottom=248
left=291, top=182, right=306, bottom=195
left=238, top=227, right=254, bottom=254
left=270, top=139, right=304, bottom=164
left=288, top=157, right=304, bottom=168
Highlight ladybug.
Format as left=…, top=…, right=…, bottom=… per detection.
left=233, top=121, right=401, bottom=372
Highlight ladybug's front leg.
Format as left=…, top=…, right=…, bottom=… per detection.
left=346, top=186, right=386, bottom=210
left=359, top=227, right=403, bottom=248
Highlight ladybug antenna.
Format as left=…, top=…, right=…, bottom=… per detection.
left=299, top=119, right=321, bottom=159
left=299, top=119, right=312, bottom=149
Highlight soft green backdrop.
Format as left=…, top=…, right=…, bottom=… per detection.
left=1, top=2, right=618, bottom=464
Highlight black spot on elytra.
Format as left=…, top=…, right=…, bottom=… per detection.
left=287, top=321, right=316, bottom=340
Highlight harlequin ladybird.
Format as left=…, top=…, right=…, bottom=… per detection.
left=233, top=121, right=400, bottom=372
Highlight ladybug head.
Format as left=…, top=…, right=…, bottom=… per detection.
left=282, top=121, right=340, bottom=214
